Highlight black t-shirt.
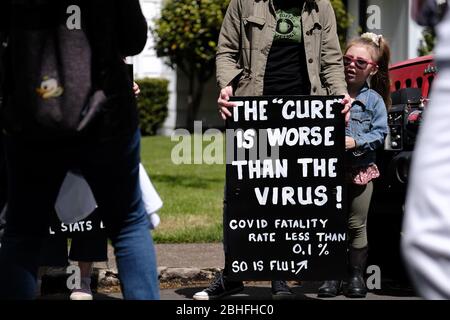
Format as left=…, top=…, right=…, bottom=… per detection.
left=263, top=0, right=310, bottom=96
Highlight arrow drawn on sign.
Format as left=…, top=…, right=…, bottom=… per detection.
left=295, top=260, right=308, bottom=275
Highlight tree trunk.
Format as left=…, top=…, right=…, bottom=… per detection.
left=186, top=76, right=204, bottom=132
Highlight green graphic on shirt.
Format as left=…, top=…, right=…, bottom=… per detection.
left=274, top=7, right=302, bottom=43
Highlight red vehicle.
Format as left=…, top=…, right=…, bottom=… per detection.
left=389, top=55, right=436, bottom=98
left=369, top=55, right=437, bottom=283
left=384, top=55, right=437, bottom=171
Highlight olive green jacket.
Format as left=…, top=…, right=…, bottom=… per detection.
left=216, top=0, right=347, bottom=96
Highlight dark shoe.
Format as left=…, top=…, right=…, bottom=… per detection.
left=271, top=280, right=294, bottom=300
left=346, top=268, right=367, bottom=298
left=193, top=273, right=244, bottom=300
left=318, top=280, right=342, bottom=298
left=346, top=247, right=368, bottom=298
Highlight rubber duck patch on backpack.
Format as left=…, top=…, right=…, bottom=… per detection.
left=5, top=1, right=107, bottom=138
left=36, top=77, right=64, bottom=99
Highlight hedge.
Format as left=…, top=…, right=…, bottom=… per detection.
left=135, top=78, right=169, bottom=136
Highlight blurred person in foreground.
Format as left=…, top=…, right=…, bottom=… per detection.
left=402, top=0, right=450, bottom=300
left=0, top=0, right=159, bottom=300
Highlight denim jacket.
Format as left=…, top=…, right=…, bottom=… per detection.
left=346, top=84, right=388, bottom=168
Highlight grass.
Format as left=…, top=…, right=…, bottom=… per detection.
left=140, top=134, right=225, bottom=243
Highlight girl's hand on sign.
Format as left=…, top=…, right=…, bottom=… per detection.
left=341, top=93, right=354, bottom=124
left=218, top=85, right=237, bottom=120
left=345, top=136, right=356, bottom=150
left=133, top=82, right=141, bottom=97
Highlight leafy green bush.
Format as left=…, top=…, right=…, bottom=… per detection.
left=152, top=0, right=228, bottom=129
left=418, top=27, right=436, bottom=56
left=135, top=78, right=169, bottom=136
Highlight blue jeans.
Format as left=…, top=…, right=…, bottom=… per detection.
left=0, top=130, right=160, bottom=299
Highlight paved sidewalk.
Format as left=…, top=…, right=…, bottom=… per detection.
left=155, top=243, right=224, bottom=269
left=39, top=243, right=224, bottom=298
left=99, top=243, right=418, bottom=300
left=39, top=243, right=420, bottom=300
left=98, top=243, right=224, bottom=270
left=93, top=243, right=224, bottom=285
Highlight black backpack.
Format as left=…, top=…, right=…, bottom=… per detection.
left=4, top=0, right=109, bottom=137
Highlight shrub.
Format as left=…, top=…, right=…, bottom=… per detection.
left=136, top=78, right=169, bottom=136
left=152, top=0, right=228, bottom=129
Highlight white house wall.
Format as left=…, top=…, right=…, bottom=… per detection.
left=132, top=0, right=178, bottom=135
left=346, top=0, right=361, bottom=40
left=408, top=1, right=426, bottom=60
left=347, top=0, right=423, bottom=63
left=368, top=0, right=409, bottom=63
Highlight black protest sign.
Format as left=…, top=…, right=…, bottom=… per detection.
left=48, top=209, right=106, bottom=237
left=225, top=96, right=347, bottom=281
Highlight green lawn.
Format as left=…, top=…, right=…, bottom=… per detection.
left=140, top=135, right=225, bottom=243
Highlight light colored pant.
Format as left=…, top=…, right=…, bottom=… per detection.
left=348, top=182, right=373, bottom=249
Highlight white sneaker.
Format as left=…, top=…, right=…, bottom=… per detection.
left=70, top=288, right=93, bottom=300
left=192, top=274, right=244, bottom=300
left=70, top=277, right=93, bottom=300
left=193, top=290, right=210, bottom=300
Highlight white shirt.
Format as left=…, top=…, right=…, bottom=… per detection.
left=55, top=164, right=162, bottom=227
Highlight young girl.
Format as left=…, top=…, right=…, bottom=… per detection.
left=318, top=33, right=390, bottom=298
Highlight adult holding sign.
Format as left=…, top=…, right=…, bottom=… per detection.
left=193, top=0, right=351, bottom=301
